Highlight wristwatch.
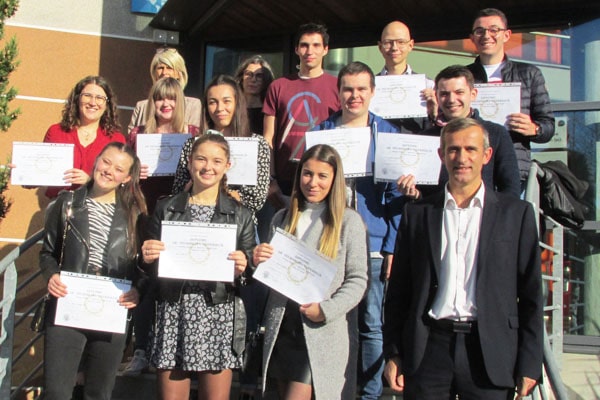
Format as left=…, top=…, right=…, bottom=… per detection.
left=534, top=124, right=541, bottom=136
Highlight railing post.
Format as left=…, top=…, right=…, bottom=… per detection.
left=0, top=261, right=18, bottom=399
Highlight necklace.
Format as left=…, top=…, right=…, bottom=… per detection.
left=189, top=195, right=216, bottom=207
left=78, top=127, right=96, bottom=142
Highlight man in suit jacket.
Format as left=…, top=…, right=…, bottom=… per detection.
left=383, top=117, right=543, bottom=399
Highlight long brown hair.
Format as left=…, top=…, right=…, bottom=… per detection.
left=60, top=76, right=121, bottom=135
left=189, top=134, right=231, bottom=195
left=202, top=75, right=250, bottom=138
left=144, top=77, right=186, bottom=133
left=91, top=142, right=147, bottom=256
left=286, top=144, right=346, bottom=258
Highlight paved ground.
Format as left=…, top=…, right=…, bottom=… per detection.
left=561, top=352, right=600, bottom=400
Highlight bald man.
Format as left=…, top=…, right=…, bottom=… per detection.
left=377, top=21, right=436, bottom=133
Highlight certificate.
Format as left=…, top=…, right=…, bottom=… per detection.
left=136, top=133, right=191, bottom=176
left=225, top=137, right=259, bottom=186
left=473, top=83, right=521, bottom=126
left=54, top=271, right=131, bottom=334
left=159, top=221, right=237, bottom=282
left=253, top=228, right=337, bottom=304
left=370, top=75, right=428, bottom=119
left=375, top=133, right=441, bottom=184
left=305, top=128, right=373, bottom=177
left=11, top=142, right=74, bottom=186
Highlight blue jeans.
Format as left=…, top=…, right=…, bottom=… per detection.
left=358, top=257, right=385, bottom=399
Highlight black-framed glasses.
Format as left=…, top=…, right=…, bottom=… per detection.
left=243, top=70, right=265, bottom=81
left=80, top=93, right=108, bottom=105
left=471, top=27, right=507, bottom=37
left=380, top=39, right=411, bottom=49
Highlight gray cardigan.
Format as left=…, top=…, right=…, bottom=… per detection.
left=261, top=207, right=369, bottom=399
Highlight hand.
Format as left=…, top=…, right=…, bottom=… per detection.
left=421, top=88, right=438, bottom=121
left=64, top=168, right=90, bottom=185
left=253, top=243, right=274, bottom=265
left=228, top=250, right=248, bottom=277
left=507, top=113, right=538, bottom=137
left=384, top=357, right=405, bottom=393
left=383, top=254, right=394, bottom=280
left=515, top=376, right=537, bottom=399
left=141, top=239, right=165, bottom=263
left=48, top=273, right=68, bottom=298
left=397, top=174, right=420, bottom=199
left=140, top=164, right=149, bottom=180
left=118, top=287, right=140, bottom=309
left=299, top=303, right=325, bottom=322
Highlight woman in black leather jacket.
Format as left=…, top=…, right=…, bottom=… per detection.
left=141, top=133, right=256, bottom=400
left=39, top=142, right=147, bottom=400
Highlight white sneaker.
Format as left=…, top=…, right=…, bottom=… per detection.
left=122, top=349, right=148, bottom=376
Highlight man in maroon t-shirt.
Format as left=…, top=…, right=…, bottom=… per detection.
left=263, top=23, right=340, bottom=204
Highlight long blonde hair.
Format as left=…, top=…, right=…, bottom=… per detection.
left=145, top=77, right=186, bottom=133
left=286, top=144, right=346, bottom=259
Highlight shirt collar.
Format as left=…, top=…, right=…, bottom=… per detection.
left=444, top=183, right=486, bottom=210
left=380, top=64, right=413, bottom=76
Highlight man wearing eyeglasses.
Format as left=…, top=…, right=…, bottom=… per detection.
left=467, top=8, right=555, bottom=189
left=377, top=21, right=436, bottom=133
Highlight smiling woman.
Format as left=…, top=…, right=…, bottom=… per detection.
left=40, top=76, right=125, bottom=199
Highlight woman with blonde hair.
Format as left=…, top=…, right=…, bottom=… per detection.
left=128, top=47, right=202, bottom=134
left=253, top=144, right=368, bottom=399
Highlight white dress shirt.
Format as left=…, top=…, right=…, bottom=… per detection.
left=429, top=184, right=486, bottom=321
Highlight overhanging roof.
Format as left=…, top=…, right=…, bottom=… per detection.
left=151, top=0, right=600, bottom=47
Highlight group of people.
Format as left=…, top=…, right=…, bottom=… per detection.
left=33, top=6, right=551, bottom=400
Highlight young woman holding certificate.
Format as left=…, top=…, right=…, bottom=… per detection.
left=252, top=144, right=368, bottom=399
left=172, top=75, right=270, bottom=218
left=39, top=142, right=147, bottom=400
left=141, top=134, right=256, bottom=400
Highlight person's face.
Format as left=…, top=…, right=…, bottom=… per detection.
left=93, top=146, right=133, bottom=194
left=78, top=83, right=108, bottom=124
left=207, top=84, right=236, bottom=131
left=189, top=141, right=231, bottom=190
left=339, top=72, right=375, bottom=119
left=300, top=158, right=335, bottom=204
left=378, top=22, right=414, bottom=67
left=154, top=96, right=176, bottom=124
left=295, top=33, right=328, bottom=70
left=242, top=63, right=265, bottom=96
left=154, top=63, right=181, bottom=81
left=436, top=77, right=477, bottom=120
left=470, top=15, right=511, bottom=58
left=438, top=126, right=492, bottom=190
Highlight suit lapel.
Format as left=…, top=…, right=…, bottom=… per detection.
left=477, top=189, right=499, bottom=282
left=426, top=192, right=445, bottom=280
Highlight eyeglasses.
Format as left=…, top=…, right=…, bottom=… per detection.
left=80, top=93, right=108, bottom=105
left=243, top=70, right=264, bottom=81
left=471, top=27, right=507, bottom=37
left=380, top=39, right=411, bottom=50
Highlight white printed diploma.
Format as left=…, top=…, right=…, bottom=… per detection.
left=472, top=83, right=521, bottom=126
left=225, top=137, right=259, bottom=186
left=136, top=133, right=191, bottom=176
left=158, top=221, right=237, bottom=282
left=370, top=74, right=428, bottom=119
left=375, top=133, right=441, bottom=184
left=253, top=228, right=337, bottom=305
left=11, top=142, right=74, bottom=186
left=305, top=128, right=373, bottom=177
left=54, top=271, right=131, bottom=334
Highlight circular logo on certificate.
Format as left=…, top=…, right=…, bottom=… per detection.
left=480, top=100, right=499, bottom=118
left=390, top=87, right=407, bottom=103
left=35, top=156, right=52, bottom=172
left=189, top=243, right=210, bottom=264
left=287, top=262, right=309, bottom=284
left=84, top=295, right=104, bottom=314
left=158, top=146, right=174, bottom=161
left=399, top=149, right=420, bottom=166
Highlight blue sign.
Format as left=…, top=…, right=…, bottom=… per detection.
left=131, top=0, right=168, bottom=14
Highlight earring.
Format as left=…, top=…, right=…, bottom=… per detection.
left=120, top=183, right=124, bottom=187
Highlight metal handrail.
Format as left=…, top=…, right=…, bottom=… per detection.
left=0, top=229, right=44, bottom=400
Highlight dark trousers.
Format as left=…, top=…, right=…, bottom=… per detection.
left=404, top=328, right=514, bottom=400
left=44, top=325, right=126, bottom=400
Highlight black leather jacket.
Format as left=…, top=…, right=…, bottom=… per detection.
left=39, top=184, right=144, bottom=289
left=143, top=190, right=256, bottom=303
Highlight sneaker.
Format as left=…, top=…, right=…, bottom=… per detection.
left=122, top=349, right=148, bottom=376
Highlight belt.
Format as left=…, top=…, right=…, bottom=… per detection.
left=427, top=318, right=477, bottom=334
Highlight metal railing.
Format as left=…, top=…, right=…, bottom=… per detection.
left=0, top=229, right=45, bottom=400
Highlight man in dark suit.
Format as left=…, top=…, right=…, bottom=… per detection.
left=383, top=117, right=543, bottom=399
